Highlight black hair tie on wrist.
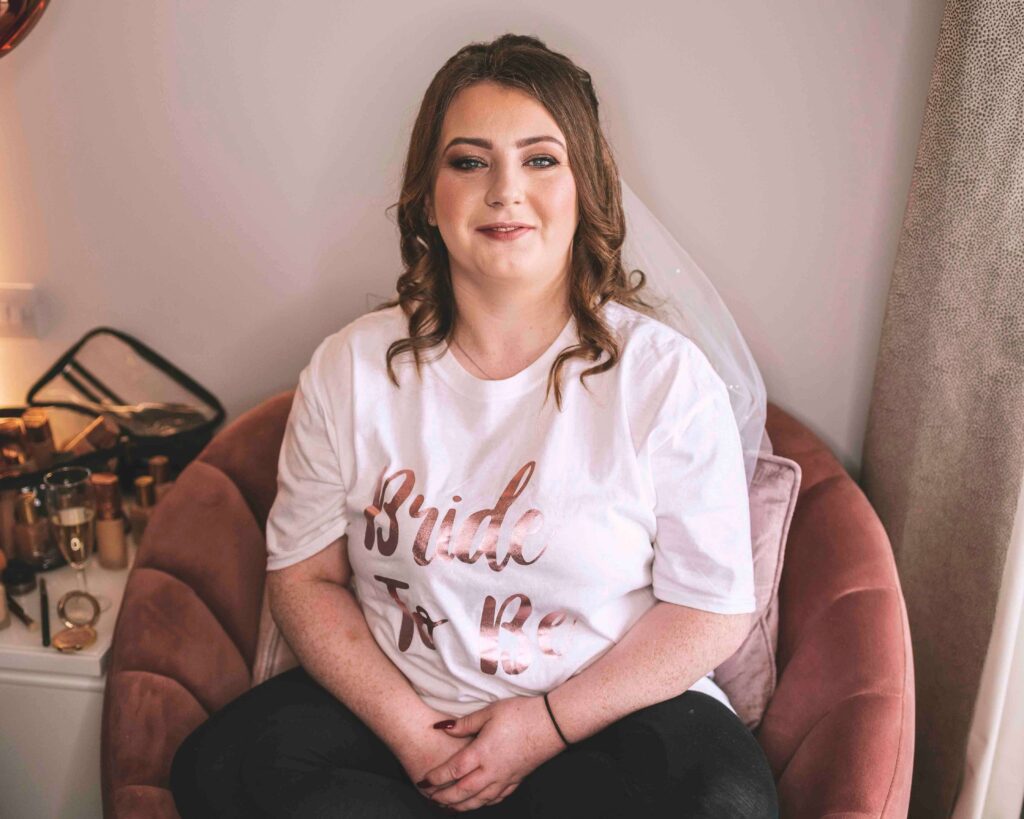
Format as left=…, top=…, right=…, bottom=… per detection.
left=543, top=692, right=571, bottom=747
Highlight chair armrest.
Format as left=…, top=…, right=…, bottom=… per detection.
left=755, top=465, right=915, bottom=818
left=102, top=459, right=268, bottom=817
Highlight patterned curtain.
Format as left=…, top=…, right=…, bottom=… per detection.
left=860, top=1, right=1024, bottom=817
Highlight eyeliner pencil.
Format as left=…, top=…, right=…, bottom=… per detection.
left=39, top=578, right=50, bottom=647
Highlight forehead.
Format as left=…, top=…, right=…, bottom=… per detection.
left=441, top=82, right=565, bottom=143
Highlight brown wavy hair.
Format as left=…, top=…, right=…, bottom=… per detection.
left=375, top=33, right=664, bottom=410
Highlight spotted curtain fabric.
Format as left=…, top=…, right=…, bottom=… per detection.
left=860, top=2, right=1024, bottom=817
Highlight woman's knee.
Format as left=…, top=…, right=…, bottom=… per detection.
left=169, top=722, right=213, bottom=818
left=692, top=753, right=778, bottom=814
left=600, top=691, right=779, bottom=818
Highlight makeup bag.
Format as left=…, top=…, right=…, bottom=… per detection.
left=0, top=326, right=225, bottom=497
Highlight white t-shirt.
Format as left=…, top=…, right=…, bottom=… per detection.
left=265, top=300, right=756, bottom=718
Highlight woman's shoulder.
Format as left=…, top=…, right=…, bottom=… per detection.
left=304, top=303, right=406, bottom=382
left=313, top=303, right=406, bottom=358
left=602, top=300, right=709, bottom=376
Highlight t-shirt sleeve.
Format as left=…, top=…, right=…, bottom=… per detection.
left=265, top=339, right=350, bottom=572
left=644, top=341, right=756, bottom=614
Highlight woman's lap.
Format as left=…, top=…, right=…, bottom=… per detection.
left=170, top=666, right=778, bottom=818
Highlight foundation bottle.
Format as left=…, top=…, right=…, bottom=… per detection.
left=147, top=455, right=175, bottom=502
left=90, top=472, right=128, bottom=569
left=130, top=476, right=157, bottom=544
left=21, top=408, right=56, bottom=473
left=0, top=490, right=17, bottom=562
left=0, top=553, right=9, bottom=630
left=13, top=489, right=59, bottom=569
left=0, top=417, right=36, bottom=476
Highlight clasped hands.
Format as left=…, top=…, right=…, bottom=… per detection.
left=408, top=695, right=569, bottom=813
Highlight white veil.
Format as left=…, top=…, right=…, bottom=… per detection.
left=619, top=177, right=767, bottom=487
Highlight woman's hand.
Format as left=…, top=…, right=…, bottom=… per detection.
left=394, top=719, right=475, bottom=805
left=415, top=696, right=568, bottom=812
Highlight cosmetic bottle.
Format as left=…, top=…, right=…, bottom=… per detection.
left=129, top=476, right=157, bottom=544
left=13, top=489, right=61, bottom=570
left=147, top=455, right=175, bottom=502
left=0, top=550, right=9, bottom=629
left=21, top=408, right=56, bottom=473
left=90, top=473, right=128, bottom=569
left=0, top=490, right=16, bottom=562
left=0, top=417, right=36, bottom=476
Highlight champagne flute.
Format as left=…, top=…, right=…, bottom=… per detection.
left=43, top=466, right=111, bottom=612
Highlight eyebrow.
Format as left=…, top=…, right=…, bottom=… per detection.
left=443, top=135, right=566, bottom=153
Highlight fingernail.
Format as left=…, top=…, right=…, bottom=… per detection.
left=433, top=719, right=455, bottom=729
left=416, top=778, right=431, bottom=788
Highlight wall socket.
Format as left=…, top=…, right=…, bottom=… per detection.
left=0, top=283, right=44, bottom=339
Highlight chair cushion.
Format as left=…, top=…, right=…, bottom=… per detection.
left=251, top=433, right=803, bottom=725
left=712, top=432, right=801, bottom=729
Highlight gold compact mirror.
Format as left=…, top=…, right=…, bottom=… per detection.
left=52, top=590, right=100, bottom=652
left=57, top=589, right=100, bottom=629
left=52, top=625, right=98, bottom=653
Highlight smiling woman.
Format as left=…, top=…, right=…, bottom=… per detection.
left=169, top=32, right=778, bottom=819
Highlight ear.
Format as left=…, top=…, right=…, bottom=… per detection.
left=424, top=195, right=436, bottom=226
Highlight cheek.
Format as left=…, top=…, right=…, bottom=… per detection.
left=432, top=175, right=469, bottom=219
left=541, top=181, right=578, bottom=234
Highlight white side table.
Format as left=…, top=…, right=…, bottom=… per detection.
left=0, top=539, right=136, bottom=819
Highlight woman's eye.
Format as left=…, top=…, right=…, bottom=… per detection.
left=450, top=155, right=558, bottom=171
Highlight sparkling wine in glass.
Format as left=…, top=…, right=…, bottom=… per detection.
left=43, top=466, right=111, bottom=611
left=50, top=505, right=96, bottom=569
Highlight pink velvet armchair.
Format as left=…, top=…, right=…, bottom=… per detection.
left=100, top=394, right=915, bottom=818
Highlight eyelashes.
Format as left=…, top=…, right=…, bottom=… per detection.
left=449, top=155, right=559, bottom=171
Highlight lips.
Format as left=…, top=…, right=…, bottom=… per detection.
left=478, top=226, right=533, bottom=241
left=477, top=222, right=532, bottom=231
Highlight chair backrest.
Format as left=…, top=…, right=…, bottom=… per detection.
left=197, top=390, right=296, bottom=531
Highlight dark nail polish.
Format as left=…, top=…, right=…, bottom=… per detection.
left=416, top=778, right=431, bottom=788
left=433, top=719, right=456, bottom=729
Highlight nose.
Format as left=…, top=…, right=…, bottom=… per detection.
left=485, top=158, right=525, bottom=208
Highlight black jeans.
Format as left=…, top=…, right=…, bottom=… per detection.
left=170, top=666, right=778, bottom=818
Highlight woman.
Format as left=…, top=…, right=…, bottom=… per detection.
left=170, top=33, right=779, bottom=818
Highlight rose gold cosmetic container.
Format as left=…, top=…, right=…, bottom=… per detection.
left=130, top=476, right=157, bottom=544
left=13, top=489, right=58, bottom=569
left=90, top=472, right=128, bottom=569
left=0, top=417, right=35, bottom=476
left=21, top=408, right=56, bottom=473
left=147, top=455, right=174, bottom=502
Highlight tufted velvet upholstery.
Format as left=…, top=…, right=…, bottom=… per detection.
left=100, top=395, right=915, bottom=818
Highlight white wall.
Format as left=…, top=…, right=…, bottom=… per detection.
left=0, top=1, right=945, bottom=481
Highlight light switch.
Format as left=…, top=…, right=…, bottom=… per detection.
left=0, top=283, right=44, bottom=338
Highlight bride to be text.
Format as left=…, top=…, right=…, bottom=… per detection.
left=362, top=460, right=577, bottom=675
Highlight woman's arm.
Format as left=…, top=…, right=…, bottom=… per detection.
left=266, top=534, right=470, bottom=775
left=545, top=601, right=752, bottom=743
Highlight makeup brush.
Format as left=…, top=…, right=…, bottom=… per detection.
left=5, top=591, right=38, bottom=632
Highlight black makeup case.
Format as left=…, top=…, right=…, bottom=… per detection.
left=0, top=326, right=225, bottom=495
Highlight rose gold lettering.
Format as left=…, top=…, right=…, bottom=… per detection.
left=363, top=467, right=415, bottom=556
left=538, top=611, right=578, bottom=656
left=454, top=460, right=540, bottom=569
left=478, top=593, right=533, bottom=675
left=373, top=574, right=448, bottom=651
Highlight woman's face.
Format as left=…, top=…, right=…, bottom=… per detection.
left=427, top=81, right=578, bottom=295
